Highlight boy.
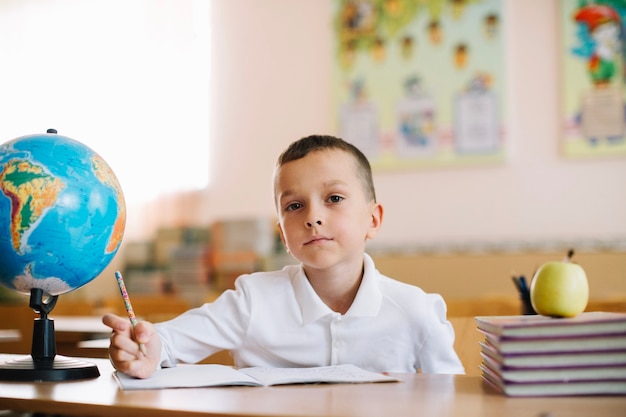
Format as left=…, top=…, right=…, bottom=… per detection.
left=103, top=135, right=464, bottom=378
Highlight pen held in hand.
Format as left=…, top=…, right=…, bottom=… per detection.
left=114, top=271, right=147, bottom=356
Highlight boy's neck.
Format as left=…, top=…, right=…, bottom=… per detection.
left=303, top=261, right=364, bottom=315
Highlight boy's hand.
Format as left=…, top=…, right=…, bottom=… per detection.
left=102, top=313, right=162, bottom=379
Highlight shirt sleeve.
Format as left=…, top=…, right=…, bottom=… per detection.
left=155, top=278, right=252, bottom=367
left=418, top=294, right=465, bottom=374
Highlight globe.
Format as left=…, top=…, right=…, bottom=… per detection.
left=0, top=132, right=126, bottom=297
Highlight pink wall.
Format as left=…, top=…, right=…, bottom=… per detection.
left=207, top=0, right=334, bottom=223
left=208, top=0, right=626, bottom=250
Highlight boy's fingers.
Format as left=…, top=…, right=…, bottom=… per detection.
left=133, top=321, right=152, bottom=344
left=102, top=313, right=129, bottom=332
left=110, top=331, right=138, bottom=352
left=104, top=314, right=159, bottom=379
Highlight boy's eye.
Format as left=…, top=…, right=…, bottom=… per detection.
left=285, top=202, right=302, bottom=212
left=328, top=195, right=344, bottom=203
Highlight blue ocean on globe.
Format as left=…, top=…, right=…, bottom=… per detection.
left=0, top=133, right=126, bottom=296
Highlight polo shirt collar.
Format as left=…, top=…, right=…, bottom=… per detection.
left=292, top=253, right=382, bottom=324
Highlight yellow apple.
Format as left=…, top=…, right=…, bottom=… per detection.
left=530, top=261, right=589, bottom=318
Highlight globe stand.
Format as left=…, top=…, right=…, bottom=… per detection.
left=0, top=288, right=100, bottom=381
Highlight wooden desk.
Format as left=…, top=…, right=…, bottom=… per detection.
left=0, top=355, right=623, bottom=417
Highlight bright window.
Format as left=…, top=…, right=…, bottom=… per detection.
left=0, top=0, right=211, bottom=204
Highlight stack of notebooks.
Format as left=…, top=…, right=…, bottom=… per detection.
left=475, top=311, right=626, bottom=397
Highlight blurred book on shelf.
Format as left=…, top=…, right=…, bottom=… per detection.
left=122, top=226, right=212, bottom=305
left=209, top=218, right=279, bottom=291
left=119, top=219, right=301, bottom=302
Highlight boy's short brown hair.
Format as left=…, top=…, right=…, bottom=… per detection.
left=276, top=135, right=376, bottom=203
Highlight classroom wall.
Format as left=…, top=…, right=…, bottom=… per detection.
left=3, top=0, right=622, bottom=250
left=0, top=0, right=624, bottom=304
left=206, top=0, right=626, bottom=251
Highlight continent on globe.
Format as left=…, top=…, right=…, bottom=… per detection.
left=14, top=263, right=71, bottom=295
left=92, top=155, right=125, bottom=254
left=0, top=159, right=65, bottom=254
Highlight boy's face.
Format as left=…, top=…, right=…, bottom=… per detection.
left=274, top=149, right=383, bottom=272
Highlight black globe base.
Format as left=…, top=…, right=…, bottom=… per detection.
left=0, top=354, right=99, bottom=381
left=0, top=288, right=100, bottom=381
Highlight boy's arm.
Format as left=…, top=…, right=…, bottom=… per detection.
left=155, top=281, right=252, bottom=366
left=418, top=296, right=465, bottom=374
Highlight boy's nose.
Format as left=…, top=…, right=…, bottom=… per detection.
left=306, top=219, right=322, bottom=228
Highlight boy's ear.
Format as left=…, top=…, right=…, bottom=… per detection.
left=366, top=202, right=384, bottom=240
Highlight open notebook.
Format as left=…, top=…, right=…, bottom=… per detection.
left=114, top=363, right=399, bottom=390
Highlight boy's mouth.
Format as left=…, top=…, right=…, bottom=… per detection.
left=304, top=236, right=332, bottom=245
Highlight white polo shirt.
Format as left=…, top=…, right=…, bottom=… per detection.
left=156, top=253, right=464, bottom=374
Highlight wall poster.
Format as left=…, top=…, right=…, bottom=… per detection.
left=561, top=0, right=626, bottom=158
left=332, top=0, right=506, bottom=170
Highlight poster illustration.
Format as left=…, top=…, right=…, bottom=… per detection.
left=332, top=0, right=506, bottom=169
left=561, top=0, right=626, bottom=158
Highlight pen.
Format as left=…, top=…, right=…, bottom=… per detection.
left=518, top=275, right=528, bottom=293
left=511, top=274, right=529, bottom=295
left=511, top=275, right=521, bottom=291
left=114, top=270, right=147, bottom=356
